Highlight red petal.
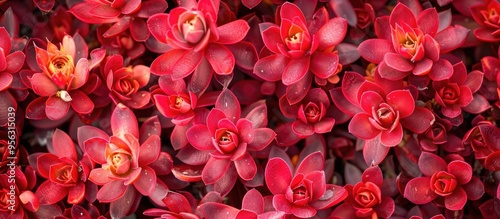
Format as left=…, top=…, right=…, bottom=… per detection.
left=234, top=153, right=257, bottom=181
left=291, top=205, right=317, bottom=218
left=434, top=25, right=469, bottom=54
left=348, top=113, right=380, bottom=140
left=84, top=137, right=108, bottom=164
left=89, top=168, right=112, bottom=185
left=314, top=118, right=335, bottom=134
left=359, top=90, right=384, bottom=113
left=260, top=24, right=282, bottom=54
left=226, top=42, right=259, bottom=71
left=280, top=2, right=306, bottom=22
left=35, top=180, right=68, bottom=205
left=291, top=121, right=314, bottom=137
left=428, top=59, right=453, bottom=81
left=310, top=52, right=339, bottom=79
left=36, top=153, right=59, bottom=178
left=69, top=90, right=94, bottom=114
left=418, top=152, right=447, bottom=176
left=0, top=27, right=11, bottom=53
left=202, top=157, right=231, bottom=184
left=296, top=151, right=324, bottom=175
left=378, top=61, right=409, bottom=80
left=447, top=160, right=472, bottom=184
left=390, top=3, right=417, bottom=27
left=242, top=0, right=260, bottom=9
left=423, top=35, right=440, bottom=62
left=404, top=177, right=438, bottom=204
left=111, top=104, right=139, bottom=138
left=200, top=203, right=239, bottom=218
left=67, top=182, right=85, bottom=204
left=52, top=129, right=77, bottom=161
left=248, top=128, right=275, bottom=151
left=282, top=56, right=310, bottom=86
left=272, top=194, right=293, bottom=213
left=147, top=13, right=169, bottom=44
left=462, top=176, right=485, bottom=201
left=133, top=166, right=157, bottom=196
left=400, top=106, right=435, bottom=133
left=215, top=89, right=241, bottom=122
left=71, top=59, right=89, bottom=89
left=316, top=17, right=347, bottom=50
left=363, top=136, right=390, bottom=166
left=362, top=166, right=384, bottom=187
left=444, top=187, right=467, bottom=210
left=138, top=135, right=161, bottom=166
left=103, top=17, right=131, bottom=38
left=205, top=44, right=235, bottom=75
left=384, top=53, right=414, bottom=72
left=485, top=151, right=500, bottom=171
left=46, top=95, right=70, bottom=120
left=358, top=39, right=393, bottom=64
left=265, top=157, right=292, bottom=195
left=130, top=18, right=149, bottom=42
left=4, top=51, right=25, bottom=74
left=96, top=180, right=127, bottom=202
left=254, top=54, right=288, bottom=82
left=386, top=90, right=415, bottom=118
left=217, top=20, right=250, bottom=44
left=29, top=73, right=58, bottom=96
left=465, top=70, right=484, bottom=93
left=412, top=58, right=433, bottom=76
left=380, top=125, right=403, bottom=146
left=417, top=8, right=439, bottom=36
left=242, top=189, right=264, bottom=212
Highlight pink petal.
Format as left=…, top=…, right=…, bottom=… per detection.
left=265, top=157, right=292, bottom=195
left=363, top=136, right=390, bottom=166
left=4, top=51, right=25, bottom=74
left=254, top=54, right=288, bottom=82
left=202, top=157, right=231, bottom=185
left=462, top=176, right=485, bottom=201
left=404, top=177, right=438, bottom=204
left=83, top=137, right=108, bottom=164
left=434, top=25, right=469, bottom=54
left=358, top=39, right=392, bottom=64
left=35, top=180, right=68, bottom=205
left=130, top=18, right=149, bottom=42
left=234, top=153, right=257, bottom=181
left=71, top=59, right=89, bottom=89
left=133, top=166, right=157, bottom=196
left=52, top=129, right=77, bottom=161
left=260, top=25, right=282, bottom=54
left=428, top=59, right=453, bottom=81
left=386, top=90, right=415, bottom=118
left=242, top=189, right=264, bottom=213
left=447, top=160, right=472, bottom=184
left=291, top=205, right=317, bottom=218
left=282, top=56, right=310, bottom=86
left=96, top=180, right=128, bottom=202
left=109, top=185, right=138, bottom=218
left=417, top=8, right=439, bottom=36
left=46, top=95, right=70, bottom=120
left=291, top=121, right=314, bottom=137
left=378, top=61, right=409, bottom=80
left=296, top=151, right=324, bottom=175
left=89, top=168, right=112, bottom=185
left=217, top=20, right=250, bottom=44
left=423, top=35, right=440, bottom=62
left=200, top=202, right=240, bottom=218
left=310, top=52, right=339, bottom=79
left=412, top=58, right=433, bottom=76
left=418, top=152, right=447, bottom=176
left=215, top=89, right=241, bottom=122
left=384, top=53, right=414, bottom=72
left=465, top=70, right=484, bottom=93
left=316, top=17, right=347, bottom=50
left=29, top=73, right=58, bottom=96
left=444, top=187, right=467, bottom=210
left=146, top=13, right=169, bottom=44
left=0, top=72, right=12, bottom=92
left=111, top=104, right=139, bottom=138
left=390, top=3, right=417, bottom=27
left=348, top=113, right=380, bottom=140
left=69, top=90, right=94, bottom=114
left=309, top=184, right=348, bottom=209
left=205, top=43, right=235, bottom=75
left=67, top=182, right=86, bottom=204
left=138, top=135, right=161, bottom=166
left=380, top=125, right=403, bottom=146
left=400, top=106, right=435, bottom=134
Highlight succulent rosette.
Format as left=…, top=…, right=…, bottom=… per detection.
left=186, top=89, right=276, bottom=194
left=254, top=2, right=347, bottom=103
left=265, top=151, right=347, bottom=218
left=404, top=152, right=485, bottom=210
left=25, top=34, right=105, bottom=120
left=69, top=0, right=168, bottom=42
left=471, top=0, right=500, bottom=42
left=79, top=104, right=164, bottom=218
left=358, top=1, right=469, bottom=85
left=0, top=167, right=38, bottom=219
left=27, top=129, right=94, bottom=205
left=148, top=0, right=250, bottom=94
left=103, top=54, right=151, bottom=109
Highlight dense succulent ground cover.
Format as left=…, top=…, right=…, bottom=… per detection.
left=1, top=0, right=500, bottom=218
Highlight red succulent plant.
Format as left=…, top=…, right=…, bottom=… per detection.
left=25, top=34, right=105, bottom=120
left=186, top=89, right=275, bottom=194
left=265, top=151, right=347, bottom=218
left=279, top=88, right=335, bottom=138
left=463, top=116, right=500, bottom=171
left=27, top=129, right=94, bottom=205
left=103, top=54, right=151, bottom=109
left=145, top=191, right=222, bottom=219
left=148, top=0, right=250, bottom=94
left=0, top=167, right=38, bottom=219
left=69, top=0, right=168, bottom=42
left=471, top=0, right=500, bottom=42
left=358, top=0, right=469, bottom=84
left=330, top=166, right=395, bottom=219
left=254, top=2, right=347, bottom=103
left=404, top=152, right=485, bottom=210
left=79, top=104, right=163, bottom=218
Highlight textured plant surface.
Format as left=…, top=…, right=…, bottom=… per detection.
left=3, top=0, right=500, bottom=218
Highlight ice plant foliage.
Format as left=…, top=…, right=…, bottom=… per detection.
left=4, top=0, right=500, bottom=218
